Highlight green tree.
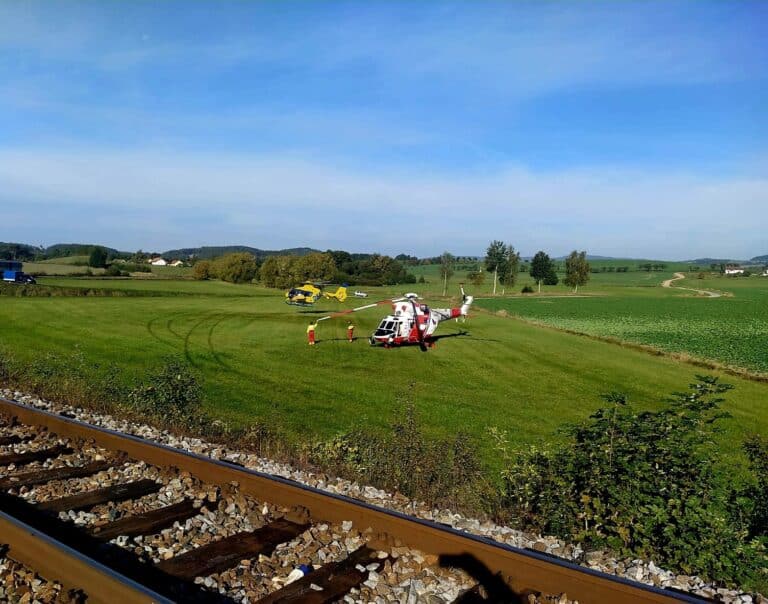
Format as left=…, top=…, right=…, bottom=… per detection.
left=291, top=253, right=337, bottom=283
left=131, top=249, right=148, bottom=264
left=88, top=247, right=107, bottom=268
left=192, top=260, right=212, bottom=280
left=259, top=256, right=280, bottom=288
left=466, top=269, right=485, bottom=288
left=485, top=240, right=507, bottom=295
left=439, top=251, right=455, bottom=295
left=564, top=250, right=590, bottom=293
left=212, top=253, right=258, bottom=284
left=529, top=251, right=553, bottom=293
left=498, top=244, right=520, bottom=293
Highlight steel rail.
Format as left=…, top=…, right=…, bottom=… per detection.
left=0, top=397, right=709, bottom=603
left=0, top=510, right=172, bottom=604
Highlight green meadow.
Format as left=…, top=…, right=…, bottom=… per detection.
left=1, top=270, right=766, bottom=472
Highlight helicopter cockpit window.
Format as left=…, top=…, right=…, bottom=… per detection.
left=374, top=320, right=398, bottom=337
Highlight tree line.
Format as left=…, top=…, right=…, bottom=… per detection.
left=192, top=251, right=416, bottom=286
left=437, top=241, right=591, bottom=294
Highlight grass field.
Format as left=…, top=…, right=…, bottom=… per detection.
left=477, top=274, right=768, bottom=374
left=1, top=272, right=766, bottom=474
left=23, top=261, right=105, bottom=275
left=38, top=255, right=91, bottom=265
left=23, top=257, right=191, bottom=278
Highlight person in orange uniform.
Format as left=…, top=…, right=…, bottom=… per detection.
left=307, top=321, right=317, bottom=346
left=347, top=322, right=355, bottom=343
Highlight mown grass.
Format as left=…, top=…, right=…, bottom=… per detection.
left=1, top=277, right=766, bottom=474
left=38, top=277, right=262, bottom=296
left=38, top=255, right=90, bottom=265
left=24, top=262, right=105, bottom=275
left=149, top=265, right=193, bottom=278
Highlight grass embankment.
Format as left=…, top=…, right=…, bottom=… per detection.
left=1, top=276, right=766, bottom=474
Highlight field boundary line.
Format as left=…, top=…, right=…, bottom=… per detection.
left=475, top=307, right=768, bottom=384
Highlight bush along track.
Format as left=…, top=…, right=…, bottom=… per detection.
left=490, top=376, right=767, bottom=594
left=0, top=346, right=766, bottom=599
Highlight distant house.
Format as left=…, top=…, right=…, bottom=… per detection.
left=724, top=264, right=744, bottom=275
left=762, top=268, right=768, bottom=277
left=170, top=260, right=184, bottom=267
left=150, top=257, right=167, bottom=266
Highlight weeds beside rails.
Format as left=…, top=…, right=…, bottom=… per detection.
left=305, top=396, right=495, bottom=514
left=1, top=347, right=766, bottom=592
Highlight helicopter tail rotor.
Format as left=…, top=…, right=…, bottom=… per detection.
left=459, top=284, right=473, bottom=316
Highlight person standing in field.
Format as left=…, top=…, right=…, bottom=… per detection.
left=347, top=322, right=354, bottom=343
left=307, top=321, right=317, bottom=346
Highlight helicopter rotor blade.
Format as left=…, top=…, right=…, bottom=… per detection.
left=316, top=299, right=393, bottom=322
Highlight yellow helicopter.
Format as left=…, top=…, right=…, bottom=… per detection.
left=324, top=285, right=347, bottom=302
left=285, top=283, right=347, bottom=306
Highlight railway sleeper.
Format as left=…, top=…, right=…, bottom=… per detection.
left=257, top=546, right=387, bottom=604
left=156, top=518, right=310, bottom=580
left=0, top=443, right=73, bottom=467
left=37, top=478, right=162, bottom=513
left=0, top=460, right=114, bottom=490
left=91, top=498, right=200, bottom=540
left=0, top=433, right=35, bottom=446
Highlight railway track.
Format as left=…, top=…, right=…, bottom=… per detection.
left=0, top=396, right=708, bottom=604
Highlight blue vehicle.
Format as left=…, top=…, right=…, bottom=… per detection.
left=0, top=260, right=36, bottom=284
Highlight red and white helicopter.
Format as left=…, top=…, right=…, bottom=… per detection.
left=316, top=286, right=473, bottom=351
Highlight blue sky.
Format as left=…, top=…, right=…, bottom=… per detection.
left=1, top=1, right=766, bottom=258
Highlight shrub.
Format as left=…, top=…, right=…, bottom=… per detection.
left=521, top=285, right=534, bottom=293
left=543, top=270, right=559, bottom=285
left=212, top=253, right=258, bottom=284
left=492, top=376, right=766, bottom=586
left=740, top=435, right=768, bottom=540
left=192, top=260, right=213, bottom=280
left=128, top=357, right=202, bottom=420
left=104, top=264, right=126, bottom=277
left=121, top=262, right=152, bottom=273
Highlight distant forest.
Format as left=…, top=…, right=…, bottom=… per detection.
left=2, top=241, right=765, bottom=266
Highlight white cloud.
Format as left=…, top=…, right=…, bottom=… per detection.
left=1, top=147, right=765, bottom=258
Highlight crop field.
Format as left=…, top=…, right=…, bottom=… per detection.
left=0, top=272, right=766, bottom=472
left=477, top=274, right=768, bottom=374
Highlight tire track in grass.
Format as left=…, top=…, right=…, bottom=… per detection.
left=145, top=316, right=183, bottom=351
left=183, top=313, right=225, bottom=367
